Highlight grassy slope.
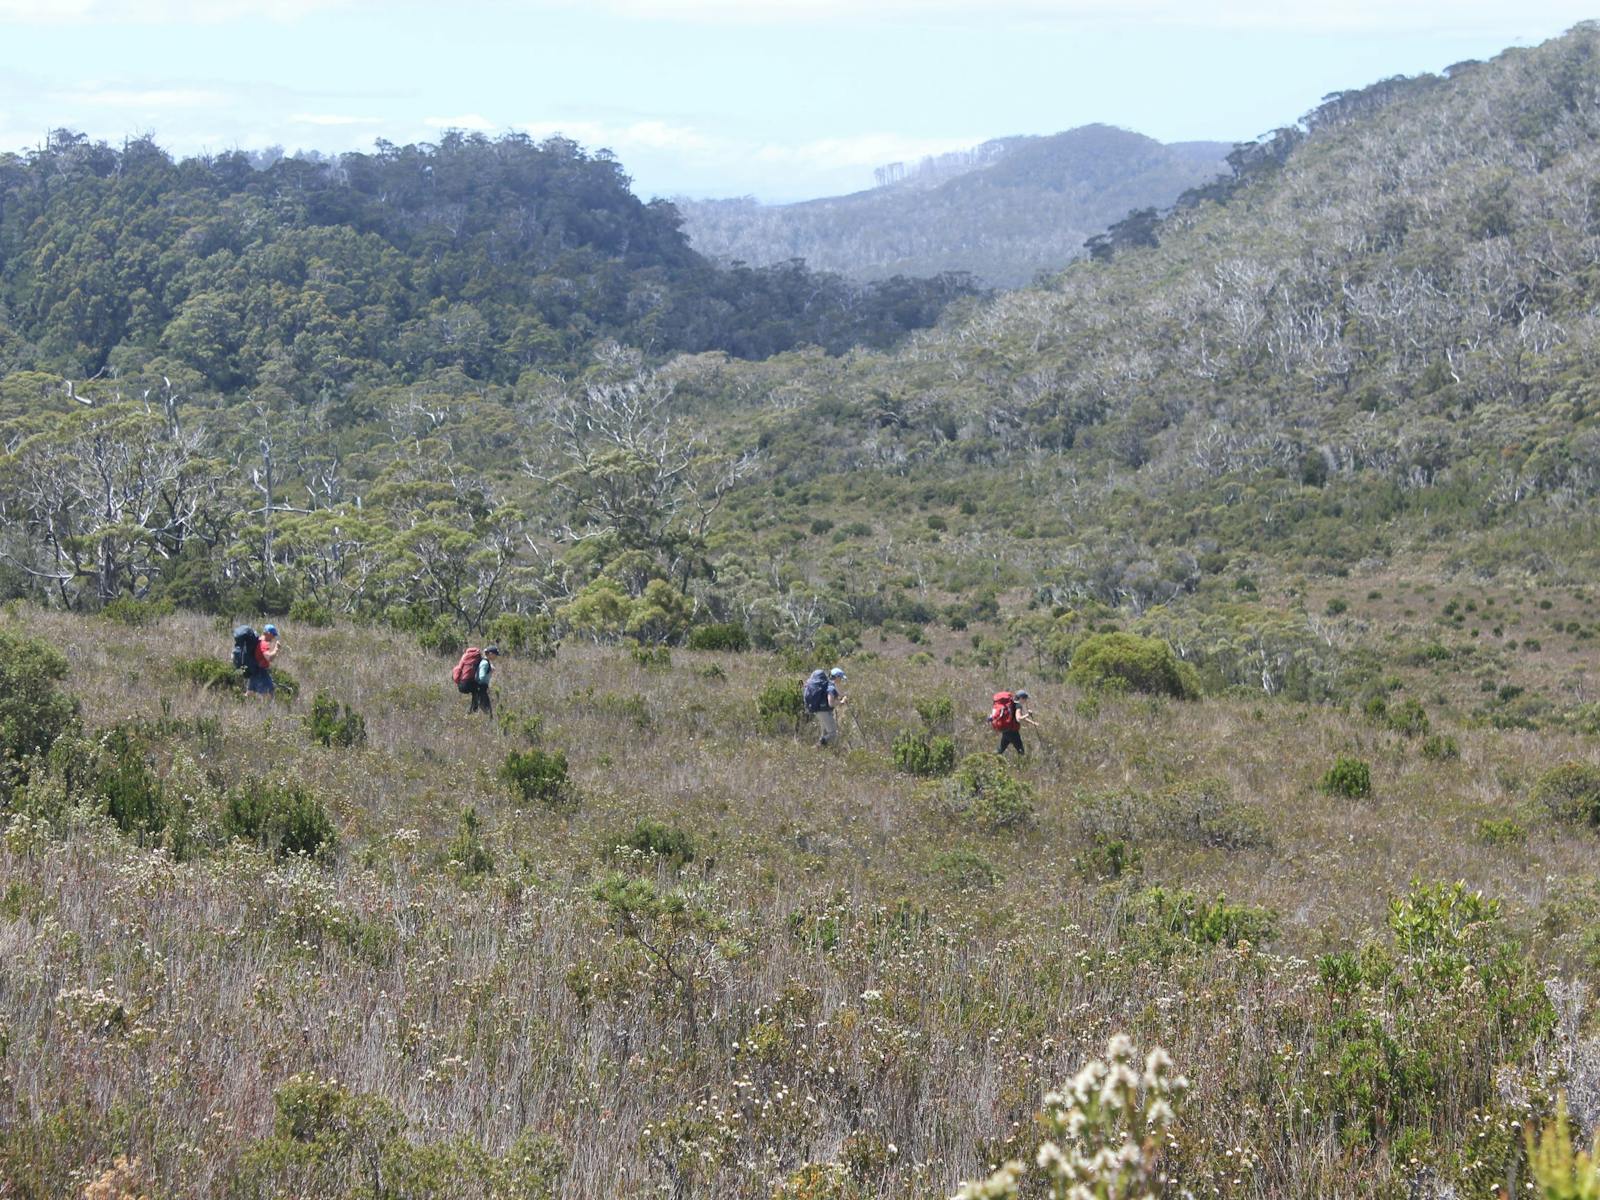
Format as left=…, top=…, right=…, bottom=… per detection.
left=4, top=607, right=1599, bottom=1196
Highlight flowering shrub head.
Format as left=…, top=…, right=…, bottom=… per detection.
left=953, top=1035, right=1187, bottom=1200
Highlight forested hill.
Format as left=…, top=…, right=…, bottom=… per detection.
left=0, top=130, right=975, bottom=397
left=676, top=125, right=1231, bottom=287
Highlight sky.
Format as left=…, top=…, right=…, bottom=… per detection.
left=0, top=1, right=1595, bottom=203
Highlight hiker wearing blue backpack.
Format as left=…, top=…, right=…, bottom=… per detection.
left=232, top=623, right=280, bottom=699
left=803, top=667, right=848, bottom=747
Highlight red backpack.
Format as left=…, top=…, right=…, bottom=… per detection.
left=452, top=647, right=483, bottom=692
left=989, top=692, right=1019, bottom=731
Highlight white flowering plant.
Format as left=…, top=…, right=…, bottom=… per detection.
left=954, top=1035, right=1187, bottom=1200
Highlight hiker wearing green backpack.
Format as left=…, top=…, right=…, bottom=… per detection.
left=452, top=644, right=500, bottom=716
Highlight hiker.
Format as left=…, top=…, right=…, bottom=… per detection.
left=453, top=644, right=500, bottom=716
left=988, top=688, right=1038, bottom=756
left=803, top=666, right=848, bottom=747
left=234, top=622, right=279, bottom=699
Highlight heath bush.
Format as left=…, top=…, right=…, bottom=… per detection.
left=304, top=691, right=367, bottom=748
left=932, top=847, right=1000, bottom=891
left=756, top=677, right=805, bottom=734
left=223, top=780, right=338, bottom=861
left=1322, top=756, right=1372, bottom=799
left=173, top=654, right=245, bottom=693
left=685, top=622, right=750, bottom=652
left=892, top=729, right=957, bottom=777
left=932, top=753, right=1035, bottom=832
left=1532, top=762, right=1600, bottom=825
left=0, top=627, right=78, bottom=796
left=501, top=748, right=575, bottom=810
left=1068, top=631, right=1200, bottom=700
left=605, top=818, right=697, bottom=869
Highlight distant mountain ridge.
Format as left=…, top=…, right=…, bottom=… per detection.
left=676, top=125, right=1232, bottom=288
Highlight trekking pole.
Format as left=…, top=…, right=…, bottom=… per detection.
left=849, top=706, right=866, bottom=745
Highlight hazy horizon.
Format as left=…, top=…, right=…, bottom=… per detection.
left=1, top=1, right=1595, bottom=202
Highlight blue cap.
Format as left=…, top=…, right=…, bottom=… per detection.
left=829, top=667, right=846, bottom=679
left=264, top=624, right=278, bottom=635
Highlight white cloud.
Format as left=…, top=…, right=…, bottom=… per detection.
left=53, top=86, right=230, bottom=108
left=424, top=113, right=498, bottom=132
left=517, top=118, right=715, bottom=153
left=291, top=112, right=384, bottom=126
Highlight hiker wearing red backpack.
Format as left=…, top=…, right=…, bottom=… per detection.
left=987, top=689, right=1037, bottom=756
left=453, top=644, right=500, bottom=715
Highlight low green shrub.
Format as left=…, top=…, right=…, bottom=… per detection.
left=1322, top=756, right=1372, bottom=799
left=304, top=691, right=367, bottom=748
left=1421, top=733, right=1460, bottom=761
left=0, top=627, right=78, bottom=798
left=891, top=729, right=957, bottom=777
left=1385, top=698, right=1430, bottom=737
left=85, top=726, right=194, bottom=856
left=1075, top=835, right=1142, bottom=880
left=1135, top=886, right=1276, bottom=949
left=287, top=597, right=335, bottom=627
left=932, top=754, right=1035, bottom=832
left=1068, top=631, right=1200, bottom=700
left=686, top=623, right=749, bottom=652
left=1531, top=762, right=1600, bottom=824
left=501, top=748, right=575, bottom=810
left=486, top=611, right=558, bottom=660
left=223, top=780, right=337, bottom=860
left=605, top=818, right=697, bottom=868
left=173, top=655, right=244, bottom=692
left=1157, top=777, right=1272, bottom=850
left=756, top=677, right=805, bottom=733
left=1475, top=818, right=1527, bottom=846
left=931, top=847, right=999, bottom=891
left=627, top=641, right=671, bottom=670
left=913, top=693, right=956, bottom=732
left=447, top=807, right=494, bottom=878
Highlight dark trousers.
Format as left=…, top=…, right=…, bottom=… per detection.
left=468, top=683, right=493, bottom=716
left=997, top=729, right=1024, bottom=755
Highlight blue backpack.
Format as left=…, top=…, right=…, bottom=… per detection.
left=802, top=669, right=830, bottom=713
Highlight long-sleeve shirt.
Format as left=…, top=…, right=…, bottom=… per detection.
left=476, top=656, right=493, bottom=686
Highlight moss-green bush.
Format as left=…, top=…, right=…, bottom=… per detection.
left=486, top=611, right=558, bottom=659
left=932, top=754, right=1035, bottom=832
left=304, top=691, right=367, bottom=748
left=501, top=748, right=575, bottom=810
left=1322, top=756, right=1372, bottom=799
left=0, top=627, right=78, bottom=796
left=223, top=780, right=337, bottom=860
left=1067, top=631, right=1200, bottom=700
left=756, top=676, right=805, bottom=733
left=686, top=623, right=750, bottom=652
left=892, top=729, right=957, bottom=777
left=173, top=655, right=244, bottom=692
left=932, top=847, right=998, bottom=891
left=1532, top=762, right=1600, bottom=824
left=1134, top=886, right=1277, bottom=950
left=605, top=818, right=697, bottom=868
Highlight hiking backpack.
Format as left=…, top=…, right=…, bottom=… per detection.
left=802, top=669, right=831, bottom=713
left=453, top=647, right=483, bottom=693
left=989, top=691, right=1019, bottom=732
left=232, top=625, right=259, bottom=671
